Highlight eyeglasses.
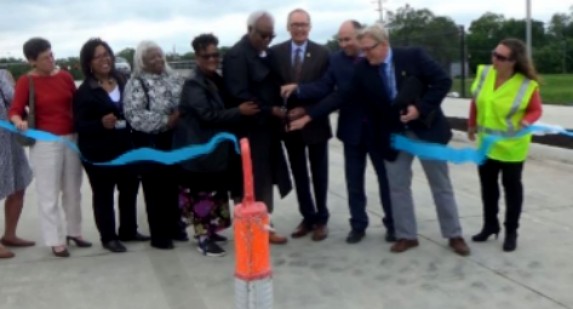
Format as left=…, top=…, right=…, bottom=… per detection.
left=199, top=52, right=220, bottom=60
left=256, top=29, right=276, bottom=41
left=361, top=43, right=379, bottom=52
left=492, top=51, right=512, bottom=62
left=93, top=53, right=111, bottom=61
left=290, top=22, right=310, bottom=29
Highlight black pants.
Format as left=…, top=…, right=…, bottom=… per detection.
left=136, top=131, right=182, bottom=247
left=83, top=164, right=140, bottom=243
left=285, top=134, right=329, bottom=228
left=343, top=127, right=393, bottom=233
left=140, top=164, right=181, bottom=247
left=478, top=158, right=524, bottom=233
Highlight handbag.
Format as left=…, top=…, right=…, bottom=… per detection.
left=130, top=77, right=157, bottom=148
left=15, top=76, right=36, bottom=146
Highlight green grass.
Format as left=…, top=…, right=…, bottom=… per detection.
left=452, top=74, right=573, bottom=105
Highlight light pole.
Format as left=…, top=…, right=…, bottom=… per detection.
left=374, top=0, right=385, bottom=25
left=526, top=0, right=532, bottom=58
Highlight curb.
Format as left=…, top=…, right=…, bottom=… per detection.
left=451, top=130, right=573, bottom=165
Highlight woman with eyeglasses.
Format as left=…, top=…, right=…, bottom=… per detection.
left=74, top=38, right=150, bottom=253
left=9, top=38, right=92, bottom=257
left=467, top=38, right=543, bottom=252
left=173, top=34, right=259, bottom=256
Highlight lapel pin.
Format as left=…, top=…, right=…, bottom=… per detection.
left=401, top=71, right=406, bottom=76
left=306, top=52, right=311, bottom=58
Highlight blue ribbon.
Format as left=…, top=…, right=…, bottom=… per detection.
left=392, top=135, right=489, bottom=164
left=392, top=124, right=573, bottom=165
left=1, top=119, right=571, bottom=166
left=0, top=120, right=239, bottom=166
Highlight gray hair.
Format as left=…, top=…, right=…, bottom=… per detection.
left=132, top=40, right=173, bottom=77
left=357, top=23, right=390, bottom=44
left=247, top=10, right=275, bottom=30
left=287, top=8, right=311, bottom=26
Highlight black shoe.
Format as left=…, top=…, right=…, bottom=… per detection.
left=173, top=231, right=189, bottom=242
left=211, top=233, right=228, bottom=243
left=119, top=232, right=151, bottom=242
left=103, top=240, right=127, bottom=253
left=503, top=232, right=518, bottom=252
left=472, top=227, right=500, bottom=242
left=151, top=241, right=175, bottom=250
left=66, top=236, right=93, bottom=248
left=197, top=238, right=226, bottom=257
left=346, top=230, right=365, bottom=244
left=385, top=230, right=397, bottom=243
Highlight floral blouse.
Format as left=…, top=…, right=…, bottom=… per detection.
left=123, top=71, right=184, bottom=134
left=0, top=69, right=14, bottom=108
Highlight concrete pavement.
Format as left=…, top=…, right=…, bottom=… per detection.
left=1, top=99, right=573, bottom=309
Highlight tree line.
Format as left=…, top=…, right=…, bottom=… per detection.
left=387, top=4, right=573, bottom=75
left=2, top=4, right=572, bottom=79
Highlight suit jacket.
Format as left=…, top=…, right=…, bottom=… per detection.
left=297, top=51, right=368, bottom=145
left=308, top=47, right=452, bottom=161
left=172, top=68, right=242, bottom=173
left=223, top=35, right=292, bottom=198
left=270, top=40, right=332, bottom=144
left=74, top=74, right=135, bottom=162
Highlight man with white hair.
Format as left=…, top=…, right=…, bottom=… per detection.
left=223, top=11, right=293, bottom=245
left=289, top=23, right=471, bottom=256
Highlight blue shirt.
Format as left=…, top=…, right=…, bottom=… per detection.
left=381, top=48, right=397, bottom=100
left=291, top=41, right=308, bottom=65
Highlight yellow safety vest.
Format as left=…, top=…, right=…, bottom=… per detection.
left=470, top=65, right=539, bottom=162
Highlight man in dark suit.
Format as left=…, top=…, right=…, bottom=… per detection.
left=223, top=10, right=293, bottom=245
left=290, top=23, right=470, bottom=256
left=281, top=20, right=395, bottom=244
left=271, top=9, right=331, bottom=241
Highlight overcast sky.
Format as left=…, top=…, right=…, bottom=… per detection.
left=0, top=0, right=569, bottom=59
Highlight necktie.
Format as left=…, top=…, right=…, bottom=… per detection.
left=292, top=47, right=302, bottom=81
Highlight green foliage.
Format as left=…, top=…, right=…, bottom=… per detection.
left=387, top=5, right=461, bottom=72
left=116, top=48, right=135, bottom=67
left=467, top=13, right=546, bottom=73
left=325, top=35, right=340, bottom=52
left=0, top=59, right=29, bottom=80
left=452, top=74, right=573, bottom=105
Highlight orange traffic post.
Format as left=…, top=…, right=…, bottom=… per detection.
left=234, top=138, right=273, bottom=309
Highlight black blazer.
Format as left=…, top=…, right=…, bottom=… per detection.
left=172, top=69, right=242, bottom=173
left=222, top=35, right=292, bottom=198
left=309, top=47, right=452, bottom=161
left=74, top=75, right=134, bottom=162
left=223, top=35, right=282, bottom=128
left=270, top=40, right=332, bottom=144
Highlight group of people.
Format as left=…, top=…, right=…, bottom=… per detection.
left=0, top=8, right=542, bottom=260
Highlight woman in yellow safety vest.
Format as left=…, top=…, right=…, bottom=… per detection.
left=468, top=38, right=543, bottom=252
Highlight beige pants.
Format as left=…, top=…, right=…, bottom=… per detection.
left=30, top=135, right=83, bottom=246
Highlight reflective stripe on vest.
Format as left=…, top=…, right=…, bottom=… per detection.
left=506, top=79, right=531, bottom=132
left=473, top=65, right=491, bottom=98
left=477, top=126, right=520, bottom=137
